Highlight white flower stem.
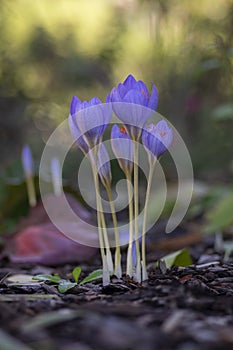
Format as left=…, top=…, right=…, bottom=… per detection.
left=90, top=149, right=109, bottom=283
left=133, top=141, right=141, bottom=282
left=92, top=147, right=113, bottom=275
left=106, top=185, right=122, bottom=278
left=25, top=175, right=37, bottom=207
left=96, top=206, right=105, bottom=263
left=99, top=204, right=114, bottom=274
left=103, top=254, right=110, bottom=286
left=91, top=166, right=105, bottom=263
left=141, top=159, right=156, bottom=281
left=126, top=171, right=134, bottom=277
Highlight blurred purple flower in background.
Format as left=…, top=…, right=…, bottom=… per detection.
left=21, top=144, right=36, bottom=207
left=142, top=120, right=173, bottom=159
left=22, top=145, right=34, bottom=177
left=50, top=157, right=62, bottom=197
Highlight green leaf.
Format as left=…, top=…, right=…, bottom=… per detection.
left=72, top=267, right=82, bottom=284
left=32, top=274, right=62, bottom=283
left=161, top=248, right=192, bottom=269
left=212, top=103, right=233, bottom=121
left=204, top=192, right=233, bottom=233
left=79, top=269, right=103, bottom=285
left=58, top=280, right=77, bottom=293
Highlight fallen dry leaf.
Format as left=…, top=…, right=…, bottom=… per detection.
left=6, top=223, right=97, bottom=265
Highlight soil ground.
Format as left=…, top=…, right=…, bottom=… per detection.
left=0, top=234, right=233, bottom=350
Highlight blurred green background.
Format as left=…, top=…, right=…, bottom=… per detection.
left=0, top=0, right=232, bottom=225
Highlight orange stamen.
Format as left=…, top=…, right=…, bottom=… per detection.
left=160, top=131, right=167, bottom=137
left=120, top=125, right=127, bottom=134
left=141, top=90, right=149, bottom=100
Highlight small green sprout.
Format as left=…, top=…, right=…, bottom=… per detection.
left=33, top=267, right=103, bottom=294
left=160, top=248, right=192, bottom=269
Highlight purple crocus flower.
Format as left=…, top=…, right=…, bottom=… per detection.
left=111, top=124, right=133, bottom=174
left=142, top=120, right=173, bottom=159
left=98, top=143, right=112, bottom=188
left=108, top=74, right=159, bottom=140
left=109, top=74, right=158, bottom=110
left=68, top=113, right=89, bottom=155
left=22, top=145, right=34, bottom=177
left=70, top=96, right=112, bottom=148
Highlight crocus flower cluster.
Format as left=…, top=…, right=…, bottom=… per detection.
left=69, top=74, right=172, bottom=284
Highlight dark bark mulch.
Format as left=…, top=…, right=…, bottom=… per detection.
left=0, top=244, right=233, bottom=350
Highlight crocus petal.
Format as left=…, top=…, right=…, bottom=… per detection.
left=143, top=130, right=167, bottom=158
left=155, top=120, right=173, bottom=150
left=72, top=101, right=111, bottom=148
left=106, top=93, right=111, bottom=103
left=89, top=96, right=102, bottom=106
left=68, top=114, right=89, bottom=154
left=111, top=124, right=133, bottom=173
left=70, top=96, right=82, bottom=116
left=98, top=143, right=112, bottom=187
left=123, top=89, right=148, bottom=106
left=110, top=87, right=122, bottom=103
left=117, top=83, right=127, bottom=98
left=136, top=81, right=150, bottom=99
left=123, top=74, right=137, bottom=89
left=142, top=120, right=173, bottom=159
left=156, top=120, right=170, bottom=133
left=148, top=83, right=159, bottom=111
left=78, top=108, right=103, bottom=147
left=112, top=100, right=153, bottom=140
left=111, top=124, right=122, bottom=139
